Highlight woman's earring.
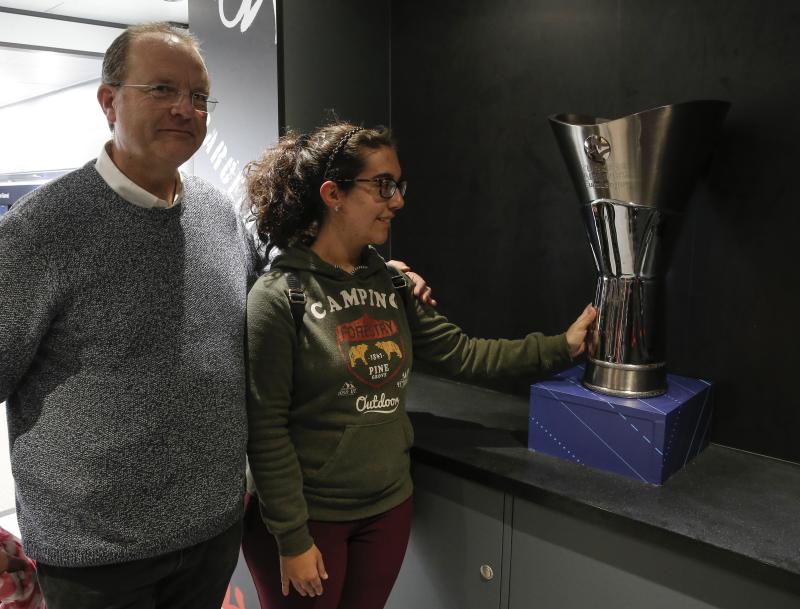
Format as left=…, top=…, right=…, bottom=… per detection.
left=334, top=205, right=342, bottom=212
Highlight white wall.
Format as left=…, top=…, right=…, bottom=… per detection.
left=0, top=79, right=110, bottom=174
left=0, top=402, right=11, bottom=508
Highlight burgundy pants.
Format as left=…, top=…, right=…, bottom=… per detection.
left=241, top=495, right=413, bottom=609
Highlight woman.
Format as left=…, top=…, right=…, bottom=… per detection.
left=243, top=122, right=596, bottom=609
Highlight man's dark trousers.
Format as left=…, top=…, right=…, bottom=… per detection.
left=36, top=519, right=242, bottom=609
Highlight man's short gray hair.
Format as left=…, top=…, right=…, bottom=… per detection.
left=101, top=22, right=203, bottom=85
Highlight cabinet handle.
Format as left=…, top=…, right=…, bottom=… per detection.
left=480, top=564, right=494, bottom=581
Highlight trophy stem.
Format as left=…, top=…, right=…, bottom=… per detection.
left=584, top=271, right=666, bottom=396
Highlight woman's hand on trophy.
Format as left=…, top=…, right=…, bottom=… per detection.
left=566, top=304, right=597, bottom=359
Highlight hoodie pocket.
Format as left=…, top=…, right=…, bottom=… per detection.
left=307, top=417, right=413, bottom=499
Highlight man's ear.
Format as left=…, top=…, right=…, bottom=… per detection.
left=319, top=180, right=343, bottom=210
left=97, top=83, right=117, bottom=129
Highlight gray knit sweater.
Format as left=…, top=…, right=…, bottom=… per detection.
left=0, top=162, right=255, bottom=567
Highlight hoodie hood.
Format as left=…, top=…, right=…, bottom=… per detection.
left=269, top=244, right=389, bottom=281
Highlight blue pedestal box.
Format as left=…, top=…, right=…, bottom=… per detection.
left=529, top=365, right=713, bottom=485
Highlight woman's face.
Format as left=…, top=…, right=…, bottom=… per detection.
left=337, top=145, right=405, bottom=248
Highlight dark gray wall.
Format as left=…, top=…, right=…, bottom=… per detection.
left=280, top=0, right=391, bottom=134
left=390, top=0, right=800, bottom=463
left=279, top=0, right=392, bottom=258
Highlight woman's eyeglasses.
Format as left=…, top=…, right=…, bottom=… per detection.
left=336, top=177, right=407, bottom=199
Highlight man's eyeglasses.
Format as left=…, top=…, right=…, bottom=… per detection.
left=337, top=177, right=407, bottom=200
left=113, top=83, right=218, bottom=114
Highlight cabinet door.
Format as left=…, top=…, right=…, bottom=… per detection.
left=386, top=463, right=507, bottom=609
left=509, top=497, right=800, bottom=609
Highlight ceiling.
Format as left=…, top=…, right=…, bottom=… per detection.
left=0, top=1, right=189, bottom=108
left=0, top=1, right=188, bottom=26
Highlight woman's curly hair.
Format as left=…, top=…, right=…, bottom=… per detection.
left=246, top=121, right=395, bottom=248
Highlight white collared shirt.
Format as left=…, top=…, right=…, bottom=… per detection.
left=94, top=143, right=184, bottom=208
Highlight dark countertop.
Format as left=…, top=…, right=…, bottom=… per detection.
left=406, top=373, right=800, bottom=578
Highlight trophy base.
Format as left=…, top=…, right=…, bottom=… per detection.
left=530, top=365, right=713, bottom=485
left=583, top=359, right=666, bottom=398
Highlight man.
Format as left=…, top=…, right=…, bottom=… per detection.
left=0, top=23, right=251, bottom=608
left=0, top=22, right=433, bottom=609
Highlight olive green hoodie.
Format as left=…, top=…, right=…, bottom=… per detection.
left=246, top=245, right=571, bottom=555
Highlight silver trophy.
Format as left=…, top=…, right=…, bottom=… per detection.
left=549, top=101, right=729, bottom=397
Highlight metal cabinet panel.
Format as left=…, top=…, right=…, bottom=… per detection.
left=509, top=497, right=800, bottom=609
left=386, top=463, right=507, bottom=609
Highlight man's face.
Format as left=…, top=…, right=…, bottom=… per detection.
left=101, top=34, right=210, bottom=175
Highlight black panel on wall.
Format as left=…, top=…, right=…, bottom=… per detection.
left=390, top=0, right=800, bottom=463
left=279, top=0, right=392, bottom=257
left=280, top=0, right=391, bottom=134
left=190, top=0, right=279, bottom=209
